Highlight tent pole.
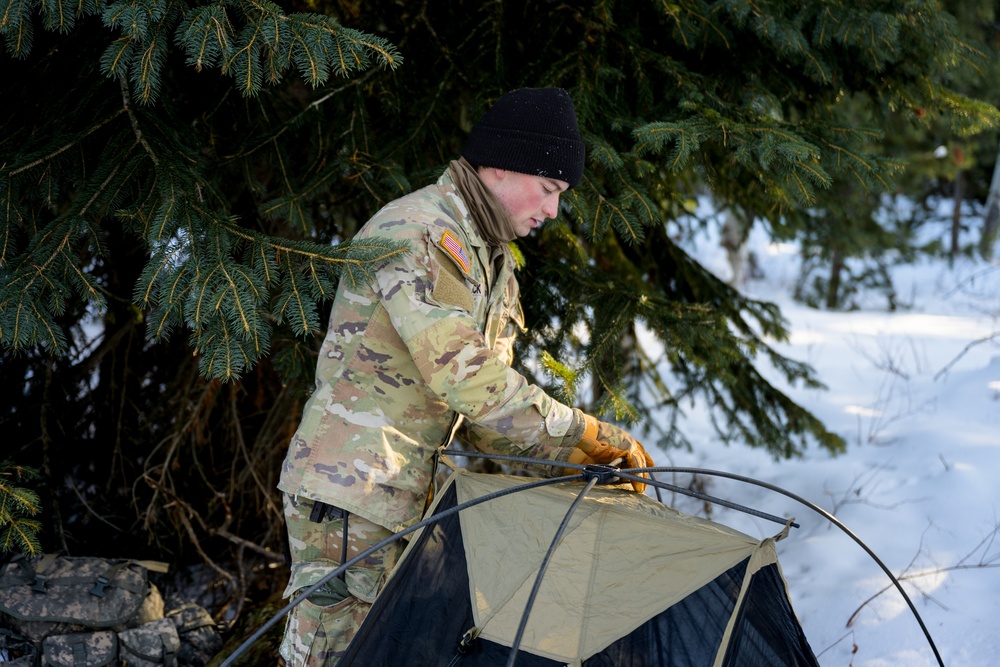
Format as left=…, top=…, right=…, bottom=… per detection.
left=445, top=450, right=945, bottom=667
left=506, top=475, right=600, bottom=667
left=445, top=450, right=797, bottom=528
left=632, top=466, right=946, bottom=667
left=223, top=451, right=943, bottom=667
left=218, top=472, right=590, bottom=667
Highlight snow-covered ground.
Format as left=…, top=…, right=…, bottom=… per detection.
left=653, top=199, right=1000, bottom=666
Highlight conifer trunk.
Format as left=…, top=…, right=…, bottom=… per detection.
left=951, top=168, right=964, bottom=263
left=981, top=141, right=1000, bottom=261
left=826, top=248, right=844, bottom=309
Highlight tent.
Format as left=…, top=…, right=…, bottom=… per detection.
left=341, top=469, right=819, bottom=666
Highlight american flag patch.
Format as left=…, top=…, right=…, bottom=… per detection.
left=440, top=231, right=471, bottom=274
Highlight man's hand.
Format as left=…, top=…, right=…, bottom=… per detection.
left=572, top=411, right=654, bottom=493
left=561, top=447, right=596, bottom=477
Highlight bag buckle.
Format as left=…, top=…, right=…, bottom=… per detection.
left=31, top=574, right=48, bottom=593
left=89, top=575, right=111, bottom=597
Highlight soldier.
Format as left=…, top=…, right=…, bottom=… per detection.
left=277, top=87, right=655, bottom=665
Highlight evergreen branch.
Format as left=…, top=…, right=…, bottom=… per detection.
left=607, top=196, right=643, bottom=245
left=351, top=34, right=400, bottom=69
left=288, top=17, right=327, bottom=85
left=191, top=263, right=220, bottom=326
left=257, top=244, right=271, bottom=283
left=0, top=518, right=42, bottom=555
left=176, top=4, right=233, bottom=71
left=800, top=49, right=831, bottom=84
left=819, top=139, right=883, bottom=178
left=655, top=0, right=729, bottom=50
left=132, top=5, right=173, bottom=103
left=218, top=262, right=251, bottom=334
left=120, top=74, right=159, bottom=164
left=0, top=0, right=25, bottom=32
left=0, top=0, right=34, bottom=57
left=148, top=180, right=178, bottom=243
left=587, top=135, right=624, bottom=170
left=306, top=256, right=328, bottom=299
left=6, top=224, right=72, bottom=304
left=79, top=143, right=133, bottom=216
left=539, top=349, right=580, bottom=402
left=0, top=487, right=39, bottom=517
left=29, top=301, right=61, bottom=347
left=328, top=21, right=349, bottom=75
left=150, top=265, right=190, bottom=339
left=140, top=236, right=187, bottom=305
left=40, top=0, right=75, bottom=34
left=228, top=20, right=265, bottom=95
left=74, top=0, right=99, bottom=17
left=616, top=171, right=656, bottom=226
left=6, top=110, right=126, bottom=176
left=632, top=122, right=701, bottom=170
left=100, top=35, right=135, bottom=79
left=275, top=250, right=314, bottom=335
left=218, top=219, right=407, bottom=274
left=951, top=37, right=990, bottom=75
left=785, top=169, right=813, bottom=203
left=930, top=85, right=1000, bottom=135
left=61, top=246, right=104, bottom=306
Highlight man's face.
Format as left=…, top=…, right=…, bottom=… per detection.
left=482, top=169, right=570, bottom=237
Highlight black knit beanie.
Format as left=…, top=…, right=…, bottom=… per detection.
left=462, top=87, right=585, bottom=188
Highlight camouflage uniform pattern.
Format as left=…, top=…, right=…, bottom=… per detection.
left=278, top=168, right=580, bottom=534
left=40, top=630, right=118, bottom=667
left=279, top=494, right=403, bottom=666
left=164, top=602, right=223, bottom=666
left=0, top=556, right=151, bottom=642
left=118, top=618, right=180, bottom=667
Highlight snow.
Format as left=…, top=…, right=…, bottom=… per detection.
left=646, top=198, right=1000, bottom=667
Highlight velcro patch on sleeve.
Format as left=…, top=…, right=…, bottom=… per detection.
left=440, top=230, right=471, bottom=274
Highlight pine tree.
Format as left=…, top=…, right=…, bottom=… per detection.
left=0, top=461, right=42, bottom=555
left=1, top=0, right=997, bottom=589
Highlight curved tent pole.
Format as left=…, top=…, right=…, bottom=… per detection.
left=506, top=474, right=601, bottom=667
left=446, top=450, right=945, bottom=667
left=613, top=466, right=946, bottom=667
left=221, top=452, right=944, bottom=667
left=446, top=450, right=797, bottom=529
left=218, top=471, right=597, bottom=667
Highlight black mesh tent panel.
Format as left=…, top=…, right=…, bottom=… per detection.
left=340, top=484, right=561, bottom=666
left=721, top=564, right=819, bottom=667
left=583, top=561, right=747, bottom=667
left=341, top=482, right=819, bottom=667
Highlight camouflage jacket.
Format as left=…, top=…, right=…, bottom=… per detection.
left=278, top=170, right=580, bottom=532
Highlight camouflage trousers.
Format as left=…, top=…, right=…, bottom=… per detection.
left=280, top=494, right=404, bottom=666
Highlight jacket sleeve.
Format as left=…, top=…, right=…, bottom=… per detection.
left=458, top=421, right=575, bottom=477
left=373, top=226, right=579, bottom=450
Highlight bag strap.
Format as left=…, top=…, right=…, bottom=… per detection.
left=70, top=637, right=88, bottom=667
left=119, top=635, right=177, bottom=666
left=11, top=553, right=59, bottom=592
left=89, top=561, right=131, bottom=597
left=4, top=555, right=164, bottom=597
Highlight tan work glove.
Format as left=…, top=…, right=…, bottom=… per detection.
left=570, top=410, right=654, bottom=493
left=561, top=447, right=597, bottom=477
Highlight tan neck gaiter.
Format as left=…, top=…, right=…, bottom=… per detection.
left=449, top=157, right=518, bottom=247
